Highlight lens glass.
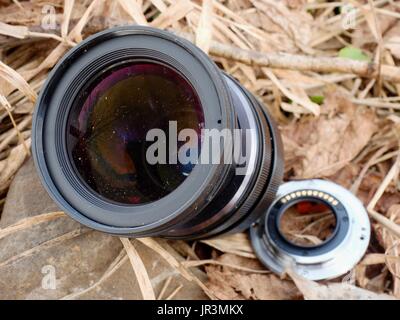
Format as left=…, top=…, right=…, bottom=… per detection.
left=279, top=199, right=337, bottom=247
left=66, top=62, right=204, bottom=205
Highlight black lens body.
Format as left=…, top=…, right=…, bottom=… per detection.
left=32, top=26, right=283, bottom=240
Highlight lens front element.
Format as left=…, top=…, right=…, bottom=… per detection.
left=67, top=62, right=204, bottom=205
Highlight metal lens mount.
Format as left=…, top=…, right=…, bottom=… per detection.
left=250, top=179, right=371, bottom=280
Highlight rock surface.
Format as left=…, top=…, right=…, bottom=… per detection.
left=0, top=158, right=207, bottom=300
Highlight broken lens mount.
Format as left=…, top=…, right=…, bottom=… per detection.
left=32, top=26, right=283, bottom=239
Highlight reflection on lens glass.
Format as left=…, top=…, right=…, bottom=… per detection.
left=66, top=62, right=204, bottom=205
left=279, top=200, right=337, bottom=247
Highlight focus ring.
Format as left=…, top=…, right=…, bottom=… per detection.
left=202, top=84, right=276, bottom=237
left=217, top=91, right=284, bottom=235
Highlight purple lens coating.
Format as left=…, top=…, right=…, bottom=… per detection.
left=66, top=62, right=204, bottom=205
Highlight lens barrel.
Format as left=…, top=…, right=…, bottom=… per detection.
left=32, top=26, right=283, bottom=239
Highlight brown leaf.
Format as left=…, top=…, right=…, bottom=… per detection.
left=328, top=163, right=361, bottom=190
left=282, top=91, right=378, bottom=178
left=206, top=254, right=301, bottom=300
left=386, top=36, right=400, bottom=60
left=117, top=0, right=148, bottom=25
left=252, top=0, right=313, bottom=51
left=150, top=0, right=193, bottom=30
left=284, top=0, right=306, bottom=10
left=0, top=61, right=37, bottom=101
left=384, top=20, right=400, bottom=59
left=352, top=4, right=399, bottom=49
left=201, top=233, right=256, bottom=259
left=287, top=269, right=396, bottom=300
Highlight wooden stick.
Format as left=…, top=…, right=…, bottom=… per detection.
left=2, top=22, right=399, bottom=83
left=176, top=31, right=400, bottom=83
left=120, top=238, right=156, bottom=300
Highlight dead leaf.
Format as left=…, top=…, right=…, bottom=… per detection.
left=287, top=269, right=396, bottom=300
left=385, top=36, right=400, bottom=59
left=118, top=0, right=148, bottom=25
left=0, top=21, right=29, bottom=39
left=151, top=0, right=193, bottom=30
left=0, top=211, right=65, bottom=241
left=282, top=91, right=378, bottom=178
left=264, top=68, right=320, bottom=115
left=201, top=233, right=256, bottom=258
left=0, top=60, right=37, bottom=101
left=352, top=3, right=399, bottom=49
left=206, top=254, right=301, bottom=300
left=196, top=0, right=213, bottom=53
left=284, top=0, right=306, bottom=9
left=252, top=0, right=313, bottom=52
left=120, top=238, right=155, bottom=300
left=138, top=237, right=216, bottom=299
left=0, top=139, right=31, bottom=193
left=384, top=20, right=400, bottom=59
left=61, top=0, right=75, bottom=38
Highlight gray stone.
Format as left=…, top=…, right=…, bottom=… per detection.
left=0, top=159, right=207, bottom=300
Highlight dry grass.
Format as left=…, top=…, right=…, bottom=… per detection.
left=0, top=0, right=400, bottom=300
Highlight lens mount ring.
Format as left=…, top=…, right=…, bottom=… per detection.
left=33, top=26, right=235, bottom=236
left=250, top=179, right=370, bottom=280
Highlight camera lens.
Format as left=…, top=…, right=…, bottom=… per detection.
left=67, top=62, right=204, bottom=205
left=32, top=26, right=283, bottom=239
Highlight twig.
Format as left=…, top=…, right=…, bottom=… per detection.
left=0, top=228, right=89, bottom=268
left=182, top=259, right=271, bottom=274
left=369, top=209, right=400, bottom=238
left=61, top=0, right=75, bottom=39
left=166, top=284, right=183, bottom=300
left=0, top=60, right=37, bottom=101
left=61, top=249, right=128, bottom=300
left=0, top=211, right=66, bottom=240
left=120, top=238, right=156, bottom=300
left=138, top=237, right=217, bottom=299
left=157, top=276, right=173, bottom=300
left=385, top=240, right=400, bottom=279
left=174, top=31, right=400, bottom=83
left=367, top=153, right=400, bottom=211
left=367, top=153, right=400, bottom=238
left=351, top=98, right=400, bottom=110
left=0, top=95, right=30, bottom=155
